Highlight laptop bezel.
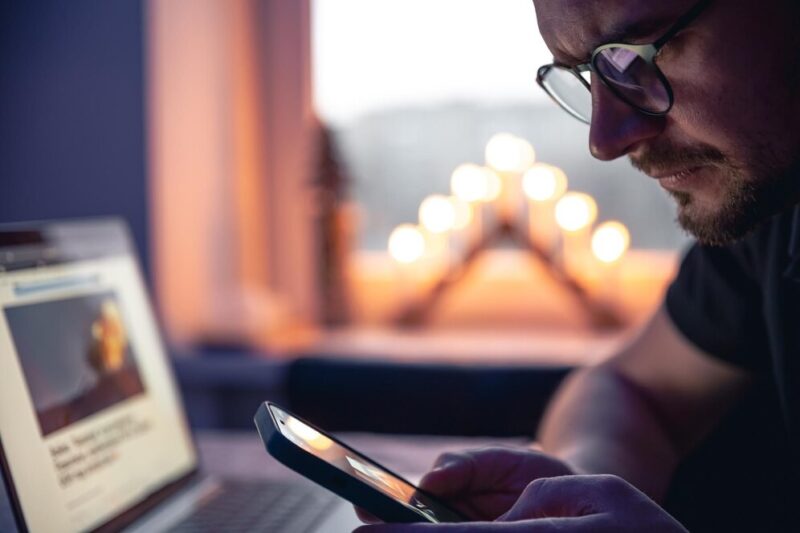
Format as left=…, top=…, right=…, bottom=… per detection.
left=0, top=218, right=203, bottom=533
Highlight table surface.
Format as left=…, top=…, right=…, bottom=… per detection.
left=199, top=430, right=525, bottom=482
left=1, top=431, right=525, bottom=532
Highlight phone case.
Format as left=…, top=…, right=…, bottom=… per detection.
left=253, top=402, right=450, bottom=523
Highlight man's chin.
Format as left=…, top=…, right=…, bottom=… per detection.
left=672, top=193, right=759, bottom=246
left=653, top=148, right=800, bottom=246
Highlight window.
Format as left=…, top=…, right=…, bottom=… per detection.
left=313, top=0, right=688, bottom=251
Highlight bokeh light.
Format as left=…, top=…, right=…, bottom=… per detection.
left=451, top=164, right=489, bottom=202
left=591, top=221, right=631, bottom=263
left=419, top=195, right=457, bottom=233
left=388, top=224, right=426, bottom=263
left=555, top=192, right=598, bottom=232
left=485, top=133, right=536, bottom=173
left=522, top=164, right=568, bottom=202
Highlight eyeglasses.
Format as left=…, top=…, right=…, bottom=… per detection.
left=536, top=0, right=712, bottom=124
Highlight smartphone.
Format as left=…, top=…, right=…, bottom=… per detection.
left=254, top=402, right=466, bottom=524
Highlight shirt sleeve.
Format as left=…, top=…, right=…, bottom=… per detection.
left=665, top=241, right=770, bottom=373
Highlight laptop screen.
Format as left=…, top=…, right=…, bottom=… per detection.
left=0, top=220, right=198, bottom=533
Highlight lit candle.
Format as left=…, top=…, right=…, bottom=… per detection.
left=485, top=133, right=535, bottom=222
left=388, top=224, right=426, bottom=305
left=522, top=163, right=568, bottom=251
left=555, top=192, right=598, bottom=279
left=447, top=196, right=474, bottom=256
left=451, top=163, right=490, bottom=245
left=419, top=194, right=456, bottom=273
left=590, top=221, right=631, bottom=303
left=481, top=166, right=503, bottom=229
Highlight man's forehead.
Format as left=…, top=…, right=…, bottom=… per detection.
left=533, top=0, right=694, bottom=63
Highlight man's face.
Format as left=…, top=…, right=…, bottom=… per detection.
left=534, top=0, right=800, bottom=245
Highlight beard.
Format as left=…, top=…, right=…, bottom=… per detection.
left=631, top=141, right=800, bottom=246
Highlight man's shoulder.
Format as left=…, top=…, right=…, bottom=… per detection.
left=664, top=206, right=798, bottom=371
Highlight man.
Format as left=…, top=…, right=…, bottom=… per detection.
left=358, top=0, right=800, bottom=530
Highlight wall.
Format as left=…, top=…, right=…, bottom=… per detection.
left=0, top=1, right=149, bottom=278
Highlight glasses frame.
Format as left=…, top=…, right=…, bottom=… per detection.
left=536, top=0, right=712, bottom=124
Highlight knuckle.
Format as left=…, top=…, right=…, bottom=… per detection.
left=524, top=476, right=551, bottom=498
left=593, top=474, right=633, bottom=498
left=596, top=474, right=623, bottom=486
left=433, top=451, right=466, bottom=468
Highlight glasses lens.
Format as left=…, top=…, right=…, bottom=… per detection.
left=540, top=65, right=591, bottom=123
left=593, top=47, right=670, bottom=113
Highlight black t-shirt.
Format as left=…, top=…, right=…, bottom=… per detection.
left=666, top=204, right=800, bottom=467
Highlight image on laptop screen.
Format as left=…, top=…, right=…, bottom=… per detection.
left=0, top=220, right=198, bottom=533
left=7, top=292, right=146, bottom=439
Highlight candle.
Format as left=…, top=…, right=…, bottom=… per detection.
left=446, top=196, right=474, bottom=257
left=450, top=164, right=490, bottom=246
left=590, top=221, right=631, bottom=304
left=419, top=194, right=456, bottom=273
left=419, top=194, right=456, bottom=234
left=522, top=163, right=568, bottom=252
left=388, top=224, right=426, bottom=305
left=480, top=167, right=503, bottom=228
left=485, top=133, right=536, bottom=173
left=485, top=134, right=535, bottom=222
left=555, top=192, right=598, bottom=279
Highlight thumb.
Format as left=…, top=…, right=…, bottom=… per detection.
left=498, top=475, right=612, bottom=522
left=417, top=452, right=476, bottom=497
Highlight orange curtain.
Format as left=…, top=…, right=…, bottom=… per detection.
left=147, top=0, right=318, bottom=350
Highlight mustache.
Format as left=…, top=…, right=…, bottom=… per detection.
left=630, top=142, right=728, bottom=176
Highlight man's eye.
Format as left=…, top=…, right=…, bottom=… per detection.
left=653, top=44, right=673, bottom=66
left=656, top=33, right=687, bottom=62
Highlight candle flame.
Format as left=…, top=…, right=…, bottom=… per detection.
left=485, top=133, right=536, bottom=173
left=555, top=192, right=598, bottom=232
left=522, top=164, right=568, bottom=202
left=388, top=224, right=426, bottom=264
left=591, top=221, right=631, bottom=263
left=451, top=164, right=488, bottom=202
left=419, top=195, right=457, bottom=234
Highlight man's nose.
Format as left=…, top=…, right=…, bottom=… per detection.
left=589, top=79, right=665, bottom=161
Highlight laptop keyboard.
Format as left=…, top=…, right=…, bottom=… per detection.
left=167, top=480, right=341, bottom=533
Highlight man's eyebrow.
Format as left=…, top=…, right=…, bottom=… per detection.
left=593, top=15, right=677, bottom=50
left=552, top=14, right=678, bottom=66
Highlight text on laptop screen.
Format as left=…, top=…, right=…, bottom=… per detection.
left=0, top=241, right=197, bottom=532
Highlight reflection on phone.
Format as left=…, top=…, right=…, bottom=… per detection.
left=286, top=418, right=333, bottom=451
left=272, top=406, right=464, bottom=523
left=345, top=456, right=414, bottom=501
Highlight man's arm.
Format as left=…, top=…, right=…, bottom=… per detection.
left=358, top=304, right=754, bottom=527
left=538, top=304, right=752, bottom=501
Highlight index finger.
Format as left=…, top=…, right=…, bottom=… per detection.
left=417, top=452, right=477, bottom=497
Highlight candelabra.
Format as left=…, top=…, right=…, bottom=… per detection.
left=388, top=133, right=630, bottom=330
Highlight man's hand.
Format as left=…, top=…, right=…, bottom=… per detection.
left=354, top=474, right=688, bottom=533
left=417, top=447, right=575, bottom=521
left=357, top=447, right=574, bottom=524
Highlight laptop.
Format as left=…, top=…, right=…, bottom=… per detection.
left=0, top=218, right=361, bottom=532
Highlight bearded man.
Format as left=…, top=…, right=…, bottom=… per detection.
left=357, top=0, right=800, bottom=531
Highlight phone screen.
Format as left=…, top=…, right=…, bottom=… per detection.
left=269, top=404, right=463, bottom=523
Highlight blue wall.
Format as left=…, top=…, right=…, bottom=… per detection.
left=0, top=1, right=150, bottom=279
